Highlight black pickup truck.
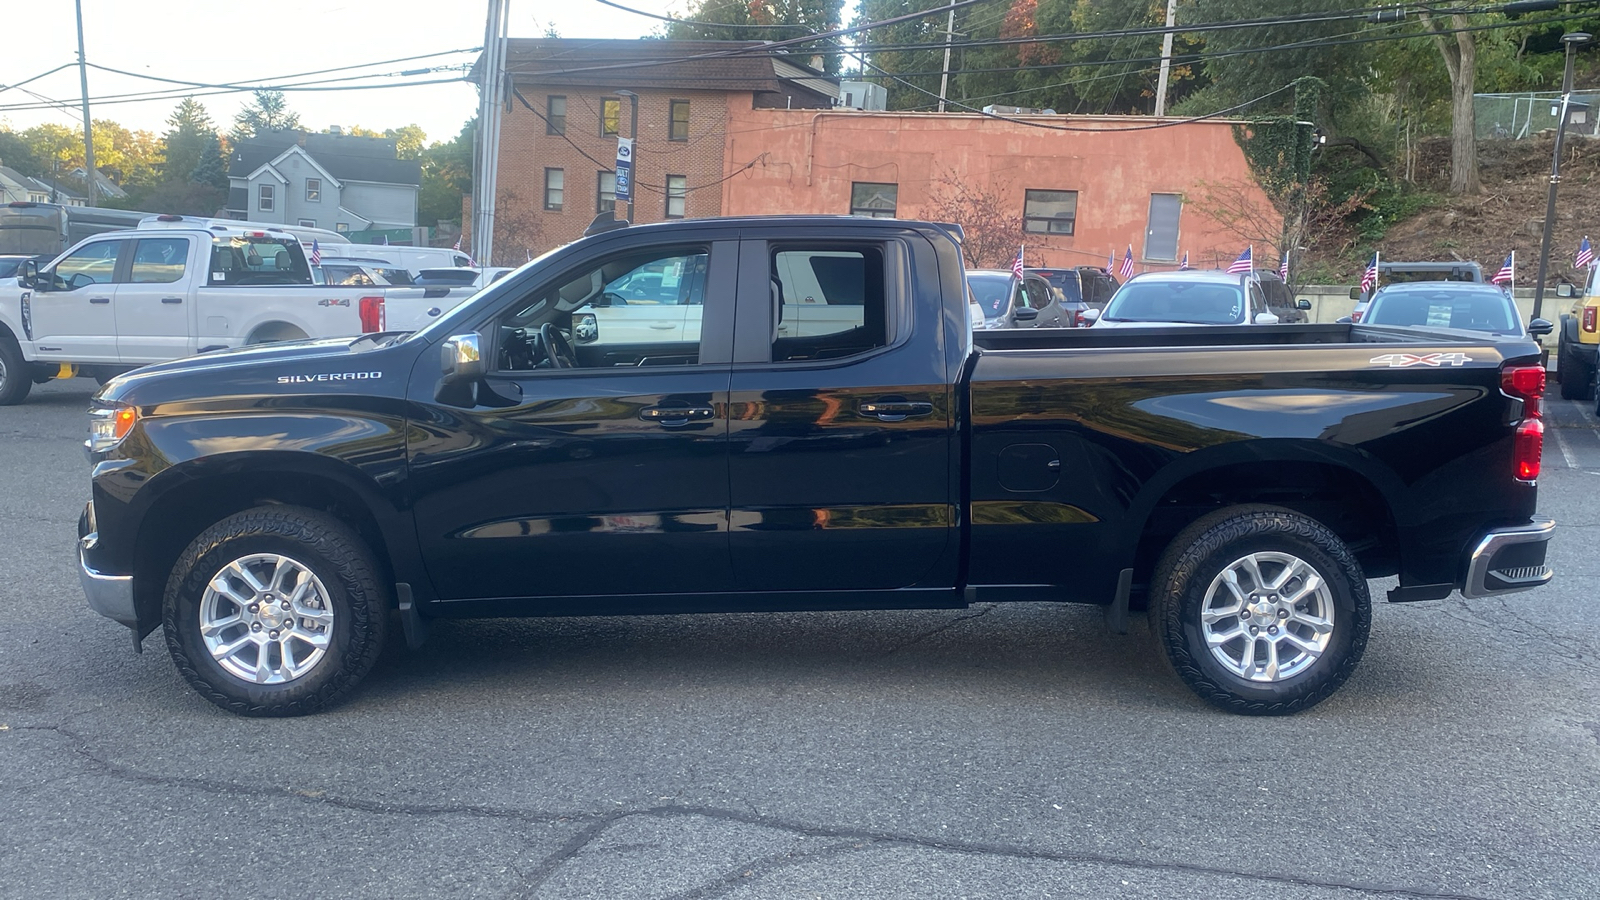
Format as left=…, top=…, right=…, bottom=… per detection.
left=78, top=216, right=1554, bottom=717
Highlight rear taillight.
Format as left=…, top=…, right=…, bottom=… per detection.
left=1584, top=307, right=1596, bottom=332
left=1502, top=363, right=1546, bottom=481
left=1515, top=418, right=1544, bottom=481
left=358, top=296, right=385, bottom=333
left=1351, top=310, right=1362, bottom=323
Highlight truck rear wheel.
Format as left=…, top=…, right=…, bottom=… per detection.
left=1558, top=331, right=1594, bottom=401
left=1148, top=505, right=1370, bottom=715
left=0, top=336, right=32, bottom=406
left=162, top=506, right=389, bottom=716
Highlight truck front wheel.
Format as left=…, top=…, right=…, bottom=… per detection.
left=0, top=336, right=32, bottom=405
left=1148, top=505, right=1370, bottom=715
left=162, top=506, right=389, bottom=716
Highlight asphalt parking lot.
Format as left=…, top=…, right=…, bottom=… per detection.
left=1, top=377, right=1596, bottom=900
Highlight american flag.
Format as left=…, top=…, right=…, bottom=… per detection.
left=453, top=235, right=463, bottom=252
left=1108, top=249, right=1115, bottom=272
left=309, top=239, right=321, bottom=266
left=1578, top=236, right=1594, bottom=269
left=1119, top=246, right=1135, bottom=280
left=1226, top=247, right=1253, bottom=274
left=1279, top=254, right=1290, bottom=280
left=1179, top=251, right=1191, bottom=270
left=1359, top=253, right=1379, bottom=293
left=1011, top=247, right=1025, bottom=279
left=1491, top=252, right=1515, bottom=285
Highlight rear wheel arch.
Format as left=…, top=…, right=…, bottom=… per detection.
left=129, top=458, right=403, bottom=638
left=244, top=322, right=311, bottom=345
left=1123, top=448, right=1402, bottom=598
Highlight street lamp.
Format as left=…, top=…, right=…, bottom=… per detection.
left=615, top=90, right=640, bottom=224
left=1532, top=31, right=1591, bottom=323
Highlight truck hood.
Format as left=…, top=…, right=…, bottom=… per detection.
left=97, top=335, right=414, bottom=403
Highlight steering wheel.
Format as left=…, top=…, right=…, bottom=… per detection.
left=540, top=323, right=577, bottom=369
left=68, top=272, right=95, bottom=290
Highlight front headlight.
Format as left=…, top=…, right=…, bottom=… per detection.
left=86, top=404, right=139, bottom=454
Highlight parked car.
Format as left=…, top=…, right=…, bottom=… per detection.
left=1027, top=265, right=1119, bottom=326
left=1360, top=282, right=1549, bottom=339
left=1088, top=269, right=1283, bottom=327
left=315, top=262, right=394, bottom=287
left=77, top=215, right=1552, bottom=718
left=1351, top=260, right=1486, bottom=322
left=1557, top=268, right=1600, bottom=401
left=1250, top=270, right=1312, bottom=323
left=319, top=243, right=474, bottom=274
left=0, top=254, right=49, bottom=280
left=964, top=268, right=1065, bottom=328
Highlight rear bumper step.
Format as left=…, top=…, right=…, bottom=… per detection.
left=1462, top=516, right=1555, bottom=599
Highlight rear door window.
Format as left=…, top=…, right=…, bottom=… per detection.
left=771, top=246, right=888, bottom=361
left=130, top=237, right=189, bottom=284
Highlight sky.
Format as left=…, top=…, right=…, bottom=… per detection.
left=0, top=0, right=699, bottom=150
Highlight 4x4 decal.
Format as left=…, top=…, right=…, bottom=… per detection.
left=1369, top=352, right=1473, bottom=368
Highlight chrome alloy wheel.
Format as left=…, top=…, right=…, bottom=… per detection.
left=199, top=554, right=334, bottom=684
left=1199, top=551, right=1334, bottom=683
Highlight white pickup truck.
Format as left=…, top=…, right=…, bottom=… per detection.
left=0, top=225, right=475, bottom=404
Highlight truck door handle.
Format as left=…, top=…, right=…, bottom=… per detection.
left=90, top=297, right=111, bottom=304
left=648, top=323, right=677, bottom=330
left=639, top=406, right=715, bottom=425
left=161, top=297, right=183, bottom=304
left=859, top=400, right=933, bottom=422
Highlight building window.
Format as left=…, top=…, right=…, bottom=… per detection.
left=547, top=96, right=566, bottom=135
left=297, top=218, right=317, bottom=228
left=545, top=168, right=564, bottom=211
left=305, top=178, right=321, bottom=202
left=849, top=182, right=898, bottom=218
left=601, top=98, right=621, bottom=137
left=258, top=184, right=274, bottom=212
left=1143, top=193, right=1182, bottom=262
left=669, top=100, right=690, bottom=141
left=1023, top=189, right=1077, bottom=234
left=665, top=175, right=687, bottom=218
left=335, top=222, right=350, bottom=233
left=597, top=171, right=616, bottom=214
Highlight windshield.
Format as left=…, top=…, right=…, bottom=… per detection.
left=1103, top=280, right=1245, bottom=324
left=967, top=273, right=1011, bottom=318
left=1365, top=289, right=1518, bottom=334
left=1029, top=270, right=1083, bottom=304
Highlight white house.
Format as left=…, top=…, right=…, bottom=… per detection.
left=225, top=130, right=420, bottom=233
left=0, top=165, right=85, bottom=206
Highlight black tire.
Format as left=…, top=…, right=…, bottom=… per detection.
left=1558, top=333, right=1594, bottom=401
left=163, top=506, right=389, bottom=716
left=0, top=335, right=32, bottom=406
left=1148, top=505, right=1370, bottom=716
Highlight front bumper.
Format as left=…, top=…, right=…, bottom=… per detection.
left=1461, top=516, right=1555, bottom=599
left=78, top=502, right=136, bottom=628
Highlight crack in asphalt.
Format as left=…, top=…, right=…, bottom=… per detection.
left=880, top=604, right=996, bottom=657
left=659, top=839, right=874, bottom=900
left=1424, top=599, right=1597, bottom=670
left=14, top=722, right=1508, bottom=900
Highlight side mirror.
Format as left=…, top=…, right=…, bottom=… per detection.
left=1528, top=318, right=1554, bottom=337
left=1296, top=298, right=1312, bottom=310
left=19, top=259, right=39, bottom=289
left=1557, top=282, right=1576, bottom=298
left=1349, top=287, right=1362, bottom=300
left=436, top=332, right=484, bottom=406
left=1079, top=308, right=1101, bottom=324
left=1253, top=312, right=1280, bottom=325
left=1013, top=306, right=1039, bottom=322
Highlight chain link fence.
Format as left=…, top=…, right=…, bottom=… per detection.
left=1476, top=91, right=1600, bottom=140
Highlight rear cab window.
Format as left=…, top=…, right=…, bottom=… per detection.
left=207, top=235, right=312, bottom=286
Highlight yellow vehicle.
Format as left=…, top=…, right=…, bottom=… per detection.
left=1557, top=268, right=1600, bottom=401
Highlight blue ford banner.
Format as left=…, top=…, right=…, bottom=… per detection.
left=615, top=137, right=634, bottom=205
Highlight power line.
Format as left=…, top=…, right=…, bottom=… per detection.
left=588, top=0, right=819, bottom=31
left=0, top=64, right=75, bottom=95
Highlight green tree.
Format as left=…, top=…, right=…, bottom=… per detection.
left=667, top=0, right=846, bottom=72
left=189, top=133, right=229, bottom=189
left=163, top=97, right=219, bottom=184
left=230, top=90, right=301, bottom=143
left=418, top=119, right=474, bottom=228
left=0, top=129, right=44, bottom=179
left=384, top=124, right=427, bottom=160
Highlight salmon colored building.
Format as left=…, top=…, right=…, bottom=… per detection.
left=719, top=109, right=1278, bottom=272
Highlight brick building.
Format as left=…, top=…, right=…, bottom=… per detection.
left=486, top=39, right=836, bottom=254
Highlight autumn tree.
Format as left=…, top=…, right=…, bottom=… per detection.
left=419, top=120, right=474, bottom=228
left=384, top=125, right=427, bottom=160
left=917, top=169, right=1022, bottom=268
left=666, top=0, right=845, bottom=71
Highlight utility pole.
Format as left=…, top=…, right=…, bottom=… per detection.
left=1154, top=0, right=1178, bottom=117
left=1533, top=31, right=1591, bottom=322
left=74, top=0, right=97, bottom=207
left=937, top=6, right=956, bottom=113
left=472, top=0, right=510, bottom=268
